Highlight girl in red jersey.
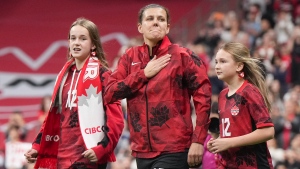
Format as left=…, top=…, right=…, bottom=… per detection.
left=24, top=18, right=124, bottom=169
left=208, top=42, right=274, bottom=169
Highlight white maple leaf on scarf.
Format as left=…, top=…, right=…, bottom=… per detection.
left=78, top=85, right=101, bottom=107
left=77, top=84, right=105, bottom=149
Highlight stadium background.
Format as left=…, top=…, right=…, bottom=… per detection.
left=0, top=0, right=238, bottom=124
left=1, top=0, right=300, bottom=168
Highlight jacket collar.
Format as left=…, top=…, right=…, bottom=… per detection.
left=142, top=36, right=171, bottom=57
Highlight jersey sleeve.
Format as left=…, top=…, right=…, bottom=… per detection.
left=246, top=87, right=274, bottom=129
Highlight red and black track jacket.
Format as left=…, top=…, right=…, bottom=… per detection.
left=104, top=36, right=211, bottom=158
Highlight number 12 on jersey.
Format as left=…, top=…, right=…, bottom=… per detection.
left=222, top=118, right=231, bottom=137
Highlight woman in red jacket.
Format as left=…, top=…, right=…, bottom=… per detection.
left=104, top=4, right=212, bottom=169
left=24, top=18, right=124, bottom=169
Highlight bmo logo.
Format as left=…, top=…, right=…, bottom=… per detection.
left=85, top=126, right=103, bottom=134
left=45, top=135, right=60, bottom=142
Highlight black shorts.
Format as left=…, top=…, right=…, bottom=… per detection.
left=136, top=152, right=190, bottom=169
left=97, top=163, right=107, bottom=169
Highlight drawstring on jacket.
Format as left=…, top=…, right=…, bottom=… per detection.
left=65, top=69, right=81, bottom=109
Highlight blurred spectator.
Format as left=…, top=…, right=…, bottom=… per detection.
left=251, top=47, right=267, bottom=78
left=37, top=95, right=51, bottom=124
left=25, top=95, right=52, bottom=145
left=255, top=30, right=276, bottom=73
left=273, top=0, right=300, bottom=23
left=242, top=3, right=262, bottom=45
left=290, top=27, right=300, bottom=86
left=269, top=79, right=285, bottom=115
left=221, top=11, right=250, bottom=47
left=274, top=98, right=300, bottom=150
left=267, top=138, right=285, bottom=166
left=193, top=12, right=224, bottom=58
left=253, top=13, right=275, bottom=49
left=5, top=126, right=32, bottom=169
left=270, top=54, right=289, bottom=97
left=5, top=111, right=27, bottom=142
left=284, top=148, right=300, bottom=168
left=274, top=161, right=287, bottom=169
left=240, top=0, right=266, bottom=15
left=274, top=4, right=294, bottom=45
left=294, top=4, right=300, bottom=25
left=286, top=134, right=300, bottom=167
left=283, top=84, right=300, bottom=106
left=270, top=103, right=284, bottom=124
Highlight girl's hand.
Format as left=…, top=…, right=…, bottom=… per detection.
left=82, top=149, right=98, bottom=162
left=24, top=149, right=38, bottom=163
left=207, top=137, right=215, bottom=153
left=210, top=138, right=232, bottom=153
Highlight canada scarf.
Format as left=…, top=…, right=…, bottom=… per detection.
left=35, top=57, right=106, bottom=169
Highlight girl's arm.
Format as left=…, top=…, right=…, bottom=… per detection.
left=210, top=127, right=274, bottom=153
left=91, top=67, right=124, bottom=162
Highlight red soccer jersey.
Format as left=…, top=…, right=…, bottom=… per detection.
left=57, top=65, right=98, bottom=168
left=218, top=80, right=274, bottom=169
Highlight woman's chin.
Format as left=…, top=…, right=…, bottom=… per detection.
left=150, top=33, right=164, bottom=39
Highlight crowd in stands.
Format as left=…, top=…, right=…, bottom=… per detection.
left=1, top=0, right=300, bottom=168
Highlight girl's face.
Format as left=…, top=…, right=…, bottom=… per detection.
left=215, top=49, right=241, bottom=83
left=138, top=7, right=170, bottom=45
left=69, top=25, right=95, bottom=62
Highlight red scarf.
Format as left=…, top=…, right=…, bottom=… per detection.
left=35, top=57, right=106, bottom=169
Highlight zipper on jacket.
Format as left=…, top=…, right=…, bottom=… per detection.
left=144, top=84, right=153, bottom=151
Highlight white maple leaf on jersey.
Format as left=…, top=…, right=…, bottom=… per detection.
left=77, top=85, right=105, bottom=149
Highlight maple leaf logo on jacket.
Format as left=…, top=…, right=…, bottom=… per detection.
left=149, top=105, right=170, bottom=128
left=130, top=112, right=142, bottom=132
left=175, top=74, right=183, bottom=89
left=185, top=72, right=200, bottom=91
left=190, top=52, right=202, bottom=67
left=112, top=82, right=133, bottom=100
